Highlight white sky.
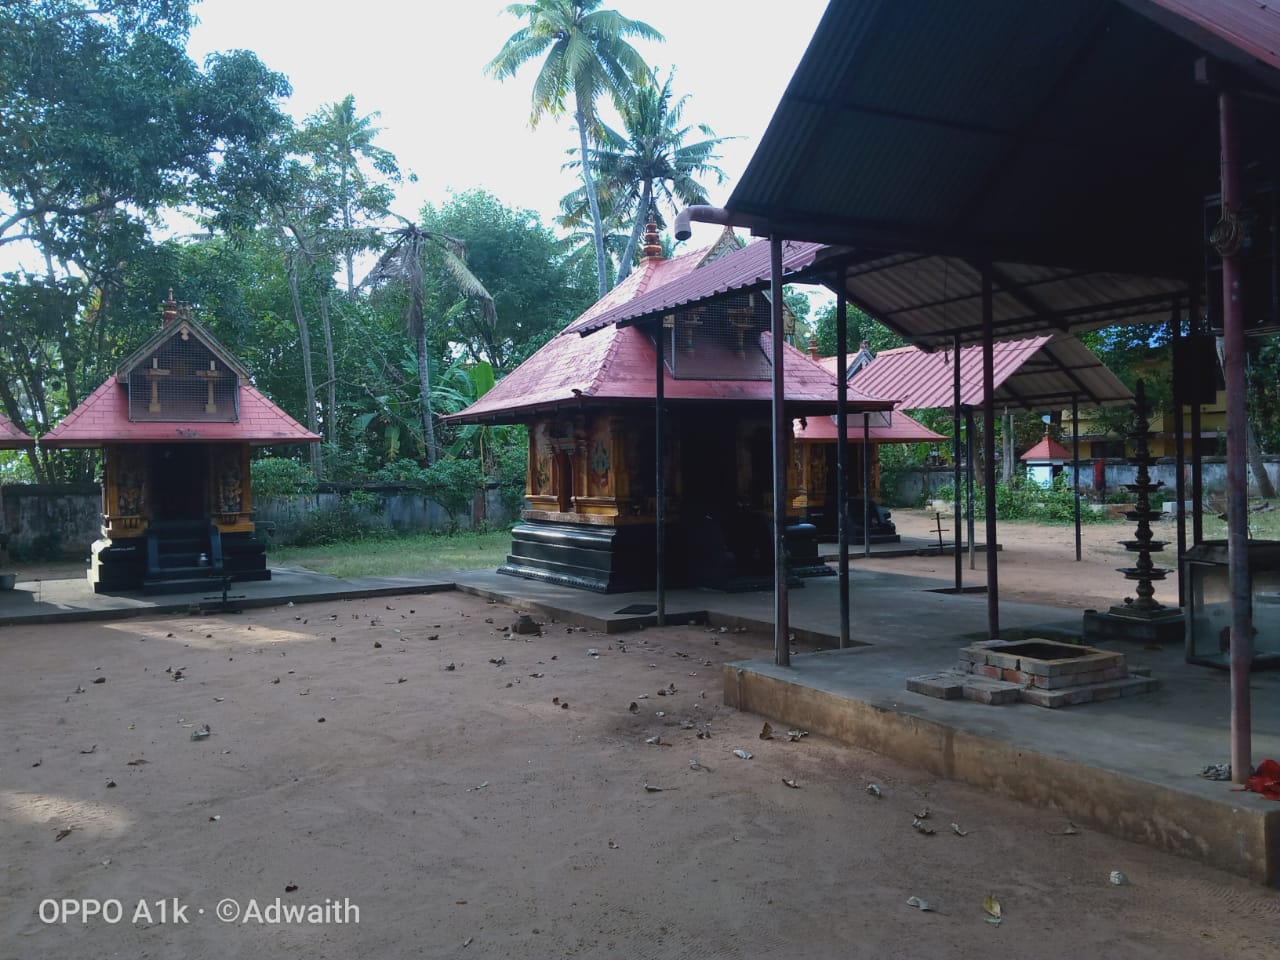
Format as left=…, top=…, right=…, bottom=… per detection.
left=186, top=0, right=830, bottom=250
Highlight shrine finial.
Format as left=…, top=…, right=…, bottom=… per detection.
left=641, top=203, right=662, bottom=260
left=161, top=290, right=179, bottom=328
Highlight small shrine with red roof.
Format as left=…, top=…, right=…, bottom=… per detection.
left=43, top=294, right=320, bottom=593
left=448, top=224, right=911, bottom=592
left=1021, top=427, right=1074, bottom=488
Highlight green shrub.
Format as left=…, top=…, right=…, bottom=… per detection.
left=287, top=497, right=378, bottom=547
left=251, top=457, right=317, bottom=500
left=372, top=456, right=485, bottom=531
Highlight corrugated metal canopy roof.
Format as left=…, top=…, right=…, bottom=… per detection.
left=831, top=335, right=1133, bottom=411
left=811, top=251, right=1186, bottom=349
left=726, top=0, right=1280, bottom=280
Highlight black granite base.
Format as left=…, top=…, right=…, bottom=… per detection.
left=90, top=527, right=271, bottom=595
left=1082, top=608, right=1186, bottom=646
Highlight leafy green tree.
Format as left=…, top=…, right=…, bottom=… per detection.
left=0, top=0, right=289, bottom=480
left=486, top=0, right=663, bottom=299
left=563, top=69, right=729, bottom=284
left=419, top=190, right=592, bottom=371
left=809, top=301, right=905, bottom=358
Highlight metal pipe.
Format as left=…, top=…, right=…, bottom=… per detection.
left=966, top=408, right=976, bottom=570
left=1173, top=312, right=1187, bottom=605
left=836, top=290, right=850, bottom=649
left=953, top=334, right=963, bottom=590
left=863, top=412, right=871, bottom=558
left=673, top=205, right=770, bottom=242
left=770, top=236, right=790, bottom=667
left=654, top=319, right=666, bottom=627
left=982, top=264, right=1000, bottom=638
left=1219, top=89, right=1252, bottom=782
left=1072, top=395, right=1082, bottom=562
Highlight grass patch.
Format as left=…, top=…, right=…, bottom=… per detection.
left=270, top=529, right=511, bottom=579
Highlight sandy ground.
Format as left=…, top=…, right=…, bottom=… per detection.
left=2, top=560, right=1278, bottom=958
left=863, top=508, right=1186, bottom=613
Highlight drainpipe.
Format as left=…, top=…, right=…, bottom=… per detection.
left=673, top=205, right=771, bottom=241
left=1218, top=89, right=1252, bottom=783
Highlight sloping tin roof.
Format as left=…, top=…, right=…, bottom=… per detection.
left=826, top=253, right=1185, bottom=349
left=1021, top=435, right=1075, bottom=461
left=713, top=0, right=1280, bottom=349
left=42, top=377, right=321, bottom=447
left=725, top=0, right=1280, bottom=277
left=566, top=246, right=709, bottom=334
left=830, top=335, right=1132, bottom=410
left=572, top=239, right=828, bottom=335
left=792, top=410, right=945, bottom=444
left=0, top=412, right=34, bottom=449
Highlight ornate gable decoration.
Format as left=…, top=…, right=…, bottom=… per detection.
left=117, top=298, right=250, bottom=424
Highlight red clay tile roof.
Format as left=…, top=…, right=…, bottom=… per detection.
left=1020, top=435, right=1073, bottom=461
left=41, top=377, right=320, bottom=447
left=450, top=323, right=891, bottom=423
left=792, top=410, right=945, bottom=444
left=0, top=412, right=33, bottom=448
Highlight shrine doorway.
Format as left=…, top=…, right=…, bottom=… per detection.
left=149, top=445, right=208, bottom=522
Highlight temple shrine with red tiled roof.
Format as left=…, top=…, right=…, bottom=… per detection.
left=447, top=223, right=913, bottom=592
left=42, top=295, right=320, bottom=593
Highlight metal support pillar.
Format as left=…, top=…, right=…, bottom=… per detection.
left=836, top=291, right=850, bottom=649
left=654, top=319, right=666, bottom=627
left=1218, top=90, right=1252, bottom=781
left=981, top=264, right=1000, bottom=638
left=1173, top=314, right=1187, bottom=605
left=863, top=412, right=872, bottom=558
left=1072, top=395, right=1082, bottom=562
left=770, top=236, right=790, bottom=667
left=952, top=334, right=963, bottom=590
left=966, top=408, right=976, bottom=570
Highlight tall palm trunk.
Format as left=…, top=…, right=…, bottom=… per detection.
left=416, top=324, right=437, bottom=465
left=576, top=108, right=610, bottom=299
left=615, top=180, right=653, bottom=285
left=286, top=256, right=324, bottom=479
left=318, top=289, right=337, bottom=446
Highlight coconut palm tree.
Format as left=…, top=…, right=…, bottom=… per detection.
left=359, top=221, right=496, bottom=464
left=562, top=69, right=731, bottom=284
left=486, top=0, right=662, bottom=299
left=299, top=95, right=400, bottom=293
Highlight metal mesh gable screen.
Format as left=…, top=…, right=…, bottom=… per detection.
left=658, top=291, right=774, bottom=380
left=127, top=330, right=239, bottom=422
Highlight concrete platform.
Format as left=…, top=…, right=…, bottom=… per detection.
left=2, top=562, right=1276, bottom=884
left=819, top=535, right=1000, bottom=560
left=0, top=566, right=454, bottom=625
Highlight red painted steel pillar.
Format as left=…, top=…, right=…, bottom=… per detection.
left=1218, top=90, right=1252, bottom=782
